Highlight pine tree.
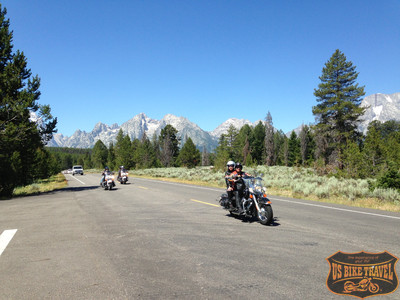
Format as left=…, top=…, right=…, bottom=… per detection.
left=273, top=130, right=286, bottom=166
left=0, top=5, right=57, bottom=197
left=363, top=120, right=400, bottom=176
left=92, top=140, right=108, bottom=169
left=242, top=136, right=254, bottom=166
left=114, top=129, right=132, bottom=169
left=342, top=139, right=364, bottom=178
left=214, top=135, right=230, bottom=170
left=363, top=122, right=383, bottom=174
left=384, top=131, right=400, bottom=169
left=282, top=136, right=289, bottom=166
left=225, top=125, right=239, bottom=161
left=312, top=49, right=366, bottom=168
left=177, top=137, right=200, bottom=168
left=159, top=125, right=180, bottom=167
left=250, top=121, right=265, bottom=165
left=107, top=142, right=116, bottom=170
left=83, top=151, right=92, bottom=169
left=201, top=146, right=210, bottom=166
left=288, top=131, right=300, bottom=166
left=264, top=111, right=274, bottom=166
left=236, top=124, right=252, bottom=163
left=130, top=138, right=140, bottom=169
left=135, top=132, right=158, bottom=169
left=299, top=125, right=314, bottom=166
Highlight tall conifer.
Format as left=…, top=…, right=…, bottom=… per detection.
left=0, top=5, right=57, bottom=197
left=312, top=49, right=365, bottom=167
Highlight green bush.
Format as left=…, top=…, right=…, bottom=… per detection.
left=376, top=169, right=400, bottom=190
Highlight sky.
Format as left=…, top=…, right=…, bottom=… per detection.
left=2, top=0, right=400, bottom=136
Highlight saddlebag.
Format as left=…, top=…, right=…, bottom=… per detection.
left=219, top=193, right=230, bottom=208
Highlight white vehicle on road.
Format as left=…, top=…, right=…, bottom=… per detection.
left=72, top=165, right=84, bottom=175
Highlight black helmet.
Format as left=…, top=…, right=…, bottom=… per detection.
left=105, top=166, right=109, bottom=170
left=235, top=163, right=242, bottom=170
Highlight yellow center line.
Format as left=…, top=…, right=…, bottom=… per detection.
left=137, top=186, right=148, bottom=189
left=191, top=199, right=220, bottom=207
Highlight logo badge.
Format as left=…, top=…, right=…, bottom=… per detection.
left=326, top=251, right=398, bottom=299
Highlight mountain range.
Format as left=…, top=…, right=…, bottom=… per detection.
left=48, top=113, right=262, bottom=151
left=47, top=92, right=400, bottom=150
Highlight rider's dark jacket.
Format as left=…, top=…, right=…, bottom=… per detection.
left=226, top=170, right=251, bottom=190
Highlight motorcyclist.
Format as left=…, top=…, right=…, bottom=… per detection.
left=100, top=166, right=110, bottom=186
left=117, top=165, right=127, bottom=182
left=224, top=160, right=235, bottom=207
left=227, top=163, right=252, bottom=213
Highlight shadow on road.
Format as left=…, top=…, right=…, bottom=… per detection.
left=61, top=186, right=101, bottom=192
left=227, top=214, right=280, bottom=226
left=48, top=185, right=121, bottom=194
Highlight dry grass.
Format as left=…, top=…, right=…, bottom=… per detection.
left=13, top=173, right=68, bottom=197
left=266, top=187, right=400, bottom=213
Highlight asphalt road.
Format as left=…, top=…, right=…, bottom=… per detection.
left=1, top=173, right=399, bottom=299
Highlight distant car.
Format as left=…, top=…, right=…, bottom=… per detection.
left=72, top=165, right=84, bottom=175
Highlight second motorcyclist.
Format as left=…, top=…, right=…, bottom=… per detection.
left=117, top=165, right=128, bottom=183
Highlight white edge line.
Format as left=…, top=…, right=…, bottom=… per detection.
left=270, top=197, right=400, bottom=220
left=68, top=174, right=86, bottom=185
left=0, top=229, right=18, bottom=256
left=134, top=177, right=400, bottom=220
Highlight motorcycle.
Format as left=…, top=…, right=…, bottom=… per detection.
left=118, top=171, right=129, bottom=184
left=101, top=171, right=115, bottom=190
left=344, top=277, right=379, bottom=293
left=219, top=173, right=273, bottom=225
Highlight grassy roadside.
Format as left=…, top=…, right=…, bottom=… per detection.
left=12, top=173, right=68, bottom=197
left=11, top=168, right=400, bottom=213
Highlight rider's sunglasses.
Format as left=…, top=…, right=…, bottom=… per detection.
left=228, top=164, right=234, bottom=167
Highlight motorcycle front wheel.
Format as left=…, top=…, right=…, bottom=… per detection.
left=257, top=204, right=273, bottom=225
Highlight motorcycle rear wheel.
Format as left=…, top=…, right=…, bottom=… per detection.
left=257, top=204, right=273, bottom=225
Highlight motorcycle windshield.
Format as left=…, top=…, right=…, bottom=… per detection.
left=105, top=172, right=114, bottom=180
left=254, top=178, right=263, bottom=187
left=248, top=177, right=264, bottom=193
left=243, top=178, right=253, bottom=188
